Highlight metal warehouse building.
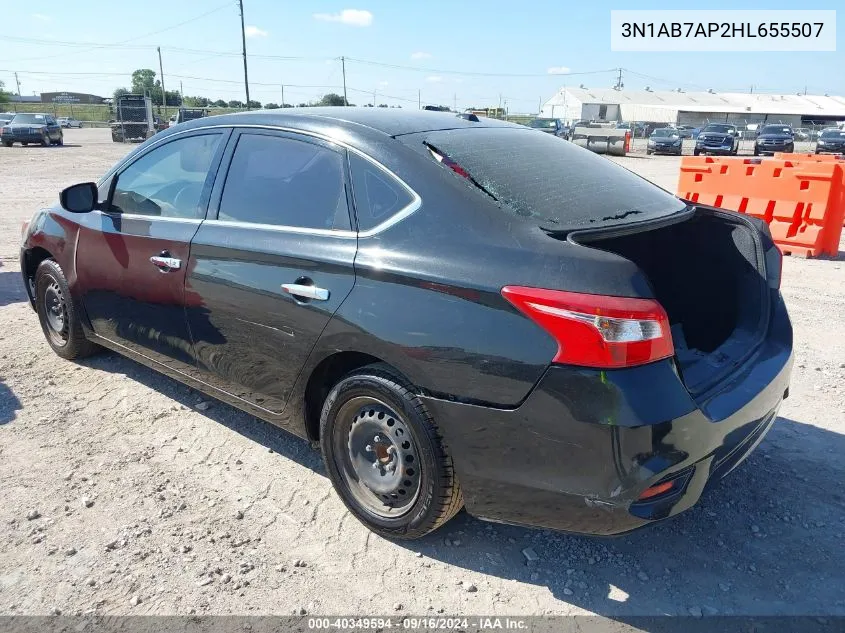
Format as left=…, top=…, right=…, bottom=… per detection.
left=541, top=87, right=845, bottom=128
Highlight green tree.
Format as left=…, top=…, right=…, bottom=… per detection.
left=228, top=100, right=244, bottom=109
left=319, top=93, right=346, bottom=106
left=183, top=96, right=210, bottom=107
left=113, top=87, right=130, bottom=101
left=281, top=103, right=294, bottom=108
left=212, top=99, right=227, bottom=108
left=130, top=69, right=157, bottom=94
left=0, top=80, right=9, bottom=105
left=247, top=99, right=262, bottom=109
left=264, top=103, right=280, bottom=109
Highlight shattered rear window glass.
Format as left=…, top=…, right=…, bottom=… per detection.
left=422, top=128, right=685, bottom=230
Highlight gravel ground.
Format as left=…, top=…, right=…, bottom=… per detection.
left=1, top=128, right=844, bottom=619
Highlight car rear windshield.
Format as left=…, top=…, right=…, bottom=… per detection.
left=528, top=119, right=557, bottom=129
left=10, top=114, right=46, bottom=124
left=652, top=128, right=678, bottom=137
left=423, top=128, right=686, bottom=230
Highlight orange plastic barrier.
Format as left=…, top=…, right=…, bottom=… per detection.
left=677, top=156, right=845, bottom=258
left=773, top=152, right=845, bottom=162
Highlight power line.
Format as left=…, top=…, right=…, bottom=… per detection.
left=345, top=57, right=619, bottom=78
left=0, top=3, right=233, bottom=63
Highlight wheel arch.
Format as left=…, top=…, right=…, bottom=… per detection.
left=302, top=351, right=416, bottom=442
left=23, top=246, right=55, bottom=304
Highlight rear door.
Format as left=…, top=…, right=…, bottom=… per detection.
left=185, top=128, right=357, bottom=419
left=75, top=130, right=229, bottom=371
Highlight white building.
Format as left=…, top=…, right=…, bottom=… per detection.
left=541, top=87, right=845, bottom=128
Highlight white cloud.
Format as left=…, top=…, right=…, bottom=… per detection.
left=244, top=25, right=268, bottom=38
left=31, top=13, right=51, bottom=20
left=426, top=76, right=443, bottom=83
left=547, top=66, right=571, bottom=75
left=410, top=51, right=432, bottom=60
left=244, top=24, right=267, bottom=37
left=313, top=9, right=373, bottom=27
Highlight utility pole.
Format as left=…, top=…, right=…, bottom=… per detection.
left=453, top=93, right=457, bottom=112
left=614, top=68, right=623, bottom=90
left=498, top=93, right=502, bottom=118
left=157, top=46, right=167, bottom=119
left=373, top=88, right=376, bottom=107
left=13, top=72, right=20, bottom=112
left=341, top=56, right=348, bottom=106
left=179, top=80, right=184, bottom=107
left=238, top=0, right=251, bottom=109
left=281, top=84, right=285, bottom=107
left=418, top=89, right=421, bottom=110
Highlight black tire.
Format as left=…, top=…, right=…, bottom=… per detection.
left=753, top=147, right=759, bottom=156
left=41, top=134, right=50, bottom=147
left=2, top=140, right=11, bottom=147
left=21, top=142, right=28, bottom=146
left=646, top=149, right=652, bottom=155
left=56, top=134, right=64, bottom=146
left=693, top=149, right=700, bottom=156
left=34, top=260, right=100, bottom=360
left=319, top=363, right=463, bottom=540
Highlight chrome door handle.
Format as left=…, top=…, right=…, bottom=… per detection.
left=281, top=283, right=330, bottom=301
left=150, top=255, right=182, bottom=272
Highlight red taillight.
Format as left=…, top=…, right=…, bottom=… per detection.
left=501, top=286, right=674, bottom=369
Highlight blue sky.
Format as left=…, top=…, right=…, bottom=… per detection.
left=1, top=1, right=841, bottom=111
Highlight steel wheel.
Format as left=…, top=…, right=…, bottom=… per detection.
left=332, top=396, right=422, bottom=519
left=42, top=278, right=69, bottom=346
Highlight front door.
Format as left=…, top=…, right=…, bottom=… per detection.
left=185, top=129, right=357, bottom=419
left=75, top=130, right=229, bottom=371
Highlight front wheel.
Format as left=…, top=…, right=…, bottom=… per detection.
left=319, top=364, right=463, bottom=540
left=693, top=149, right=700, bottom=156
left=34, top=260, right=100, bottom=360
left=41, top=134, right=51, bottom=147
left=1, top=140, right=11, bottom=147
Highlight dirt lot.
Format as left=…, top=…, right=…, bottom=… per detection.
left=1, top=128, right=844, bottom=620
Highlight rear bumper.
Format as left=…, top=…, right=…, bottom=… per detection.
left=422, top=296, right=792, bottom=536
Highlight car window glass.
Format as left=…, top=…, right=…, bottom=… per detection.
left=348, top=152, right=414, bottom=232
left=110, top=133, right=222, bottom=219
left=218, top=134, right=350, bottom=231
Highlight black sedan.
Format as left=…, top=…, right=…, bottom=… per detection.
left=20, top=109, right=792, bottom=539
left=646, top=127, right=683, bottom=155
left=754, top=125, right=795, bottom=156
left=815, top=128, right=845, bottom=154
left=1, top=113, right=64, bottom=147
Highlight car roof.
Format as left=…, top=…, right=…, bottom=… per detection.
left=178, top=107, right=521, bottom=138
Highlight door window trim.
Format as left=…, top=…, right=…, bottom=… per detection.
left=101, top=128, right=232, bottom=222
left=206, top=127, right=355, bottom=235
left=98, top=123, right=420, bottom=237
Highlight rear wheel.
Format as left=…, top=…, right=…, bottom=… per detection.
left=41, top=134, right=50, bottom=147
left=2, top=140, right=11, bottom=147
left=56, top=134, right=64, bottom=146
left=693, top=149, right=700, bottom=156
left=319, top=364, right=463, bottom=539
left=34, top=260, right=100, bottom=360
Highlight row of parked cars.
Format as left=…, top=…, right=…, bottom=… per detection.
left=646, top=123, right=845, bottom=156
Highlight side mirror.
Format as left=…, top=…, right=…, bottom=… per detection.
left=60, top=182, right=98, bottom=213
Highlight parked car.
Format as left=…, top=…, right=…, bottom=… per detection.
left=754, top=125, right=795, bottom=156
left=1, top=113, right=64, bottom=147
left=20, top=109, right=792, bottom=539
left=526, top=117, right=565, bottom=137
left=57, top=117, right=82, bottom=128
left=0, top=112, right=15, bottom=127
left=815, top=128, right=845, bottom=154
left=694, top=123, right=739, bottom=155
left=793, top=128, right=810, bottom=141
left=675, top=125, right=695, bottom=139
left=646, top=127, right=683, bottom=155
